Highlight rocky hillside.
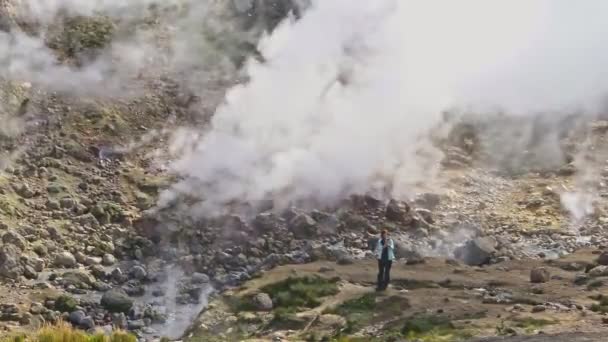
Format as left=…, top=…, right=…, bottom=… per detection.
left=1, top=1, right=608, bottom=342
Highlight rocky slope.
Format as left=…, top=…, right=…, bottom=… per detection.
left=2, top=1, right=608, bottom=342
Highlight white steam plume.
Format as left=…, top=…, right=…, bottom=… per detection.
left=160, top=0, right=608, bottom=216
left=0, top=0, right=263, bottom=96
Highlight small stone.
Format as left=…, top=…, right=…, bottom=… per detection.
left=530, top=267, right=550, bottom=283
left=532, top=305, right=546, bottom=313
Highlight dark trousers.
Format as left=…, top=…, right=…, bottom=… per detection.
left=377, top=259, right=392, bottom=290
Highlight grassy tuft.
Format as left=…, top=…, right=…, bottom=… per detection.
left=1, top=322, right=136, bottom=342
left=261, top=276, right=339, bottom=310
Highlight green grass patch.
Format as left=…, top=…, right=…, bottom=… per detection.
left=587, top=279, right=604, bottom=290
left=326, top=293, right=410, bottom=334
left=401, top=314, right=473, bottom=342
left=261, top=276, right=339, bottom=310
left=1, top=322, right=136, bottom=342
left=589, top=294, right=608, bottom=313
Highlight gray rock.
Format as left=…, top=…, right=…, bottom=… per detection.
left=17, top=184, right=34, bottom=198
left=252, top=292, right=273, bottom=311
left=191, top=272, right=210, bottom=284
left=60, top=197, right=76, bottom=209
left=46, top=200, right=60, bottom=210
left=23, top=265, right=38, bottom=279
left=597, top=252, right=608, bottom=266
left=289, top=214, right=318, bottom=239
left=127, top=319, right=145, bottom=330
left=0, top=245, right=23, bottom=279
left=2, top=230, right=27, bottom=250
left=80, top=316, right=95, bottom=329
left=24, top=256, right=45, bottom=272
left=130, top=266, right=147, bottom=280
left=532, top=305, right=546, bottom=313
left=69, top=310, right=86, bottom=325
left=100, top=289, right=133, bottom=313
left=530, top=267, right=551, bottom=283
left=589, top=265, right=608, bottom=277
left=30, top=302, right=45, bottom=315
left=454, top=237, right=496, bottom=266
left=84, top=256, right=102, bottom=266
left=61, top=270, right=96, bottom=287
left=385, top=199, right=413, bottom=224
left=54, top=252, right=77, bottom=268
left=102, top=254, right=116, bottom=266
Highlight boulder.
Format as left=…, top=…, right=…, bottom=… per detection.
left=597, top=252, right=608, bottom=266
left=289, top=214, right=318, bottom=239
left=0, top=245, right=23, bottom=279
left=100, top=289, right=133, bottom=313
left=61, top=270, right=96, bottom=287
left=130, top=266, right=147, bottom=280
left=454, top=237, right=496, bottom=266
left=589, top=265, right=608, bottom=277
left=54, top=252, right=77, bottom=268
left=252, top=292, right=273, bottom=311
left=385, top=199, right=413, bottom=224
left=69, top=310, right=86, bottom=325
left=414, top=193, right=441, bottom=210
left=102, top=254, right=116, bottom=266
left=2, top=230, right=27, bottom=250
left=530, top=267, right=551, bottom=283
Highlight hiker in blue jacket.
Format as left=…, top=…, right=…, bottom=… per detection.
left=375, top=229, right=395, bottom=291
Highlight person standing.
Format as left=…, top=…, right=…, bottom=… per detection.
left=375, top=229, right=395, bottom=291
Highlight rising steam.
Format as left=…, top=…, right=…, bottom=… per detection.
left=160, top=0, right=608, bottom=216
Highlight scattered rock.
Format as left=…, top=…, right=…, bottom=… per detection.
left=69, top=310, right=86, bottom=325
left=289, top=214, right=319, bottom=239
left=597, top=252, right=608, bottom=266
left=454, top=237, right=496, bottom=266
left=130, top=266, right=147, bottom=280
left=530, top=267, right=551, bottom=283
left=385, top=199, right=413, bottom=224
left=0, top=245, right=23, bottom=279
left=54, top=252, right=77, bottom=268
left=589, top=265, right=608, bottom=277
left=100, top=289, right=133, bottom=313
left=2, top=230, right=27, bottom=250
left=252, top=292, right=273, bottom=311
left=102, top=254, right=116, bottom=266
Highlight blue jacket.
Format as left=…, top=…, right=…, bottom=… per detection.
left=375, top=238, right=395, bottom=261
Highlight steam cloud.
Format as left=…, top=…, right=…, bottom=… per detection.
left=160, top=0, right=608, bottom=216
left=0, top=0, right=264, bottom=96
